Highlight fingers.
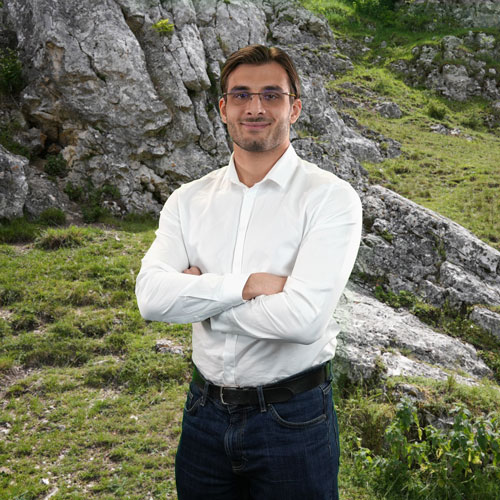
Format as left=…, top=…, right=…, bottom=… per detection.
left=182, top=266, right=202, bottom=275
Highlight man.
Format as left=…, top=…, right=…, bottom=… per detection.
left=136, top=44, right=362, bottom=499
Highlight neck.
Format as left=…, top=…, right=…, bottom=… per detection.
left=233, top=141, right=290, bottom=187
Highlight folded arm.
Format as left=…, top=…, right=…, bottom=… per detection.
left=135, top=189, right=249, bottom=324
left=210, top=183, right=362, bottom=344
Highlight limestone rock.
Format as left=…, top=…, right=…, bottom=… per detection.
left=397, top=0, right=500, bottom=30
left=402, top=31, right=500, bottom=102
left=0, top=145, right=29, bottom=219
left=470, top=307, right=500, bottom=341
left=375, top=101, right=403, bottom=118
left=333, top=284, right=492, bottom=384
left=24, top=169, right=69, bottom=217
left=357, top=185, right=500, bottom=308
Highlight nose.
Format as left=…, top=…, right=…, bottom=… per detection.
left=245, top=94, right=266, bottom=114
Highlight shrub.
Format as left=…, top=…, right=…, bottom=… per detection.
left=152, top=18, right=175, bottom=35
left=0, top=123, right=31, bottom=158
left=0, top=48, right=24, bottom=95
left=354, top=399, right=500, bottom=499
left=0, top=217, right=38, bottom=244
left=64, top=182, right=84, bottom=202
left=0, top=286, right=23, bottom=306
left=44, top=154, right=68, bottom=177
left=34, top=226, right=85, bottom=250
left=427, top=102, right=447, bottom=120
left=349, top=0, right=397, bottom=20
left=38, top=207, right=66, bottom=226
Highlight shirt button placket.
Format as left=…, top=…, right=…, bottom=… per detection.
left=223, top=186, right=259, bottom=386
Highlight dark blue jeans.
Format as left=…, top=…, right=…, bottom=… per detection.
left=175, top=376, right=340, bottom=499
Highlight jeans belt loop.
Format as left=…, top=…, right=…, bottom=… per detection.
left=201, top=381, right=209, bottom=407
left=257, top=386, right=267, bottom=413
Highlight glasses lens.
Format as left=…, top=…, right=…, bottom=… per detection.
left=228, top=92, right=251, bottom=104
left=227, top=92, right=286, bottom=106
left=261, top=91, right=283, bottom=104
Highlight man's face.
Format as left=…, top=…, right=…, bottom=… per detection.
left=219, top=62, right=302, bottom=154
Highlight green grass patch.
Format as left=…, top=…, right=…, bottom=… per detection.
left=1, top=221, right=499, bottom=498
left=327, top=65, right=500, bottom=249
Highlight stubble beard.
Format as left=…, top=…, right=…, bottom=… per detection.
left=227, top=117, right=291, bottom=153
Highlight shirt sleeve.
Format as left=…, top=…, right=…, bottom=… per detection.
left=210, top=182, right=362, bottom=344
left=135, top=188, right=250, bottom=324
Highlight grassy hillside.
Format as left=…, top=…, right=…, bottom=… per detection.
left=301, top=0, right=500, bottom=250
left=1, top=221, right=499, bottom=498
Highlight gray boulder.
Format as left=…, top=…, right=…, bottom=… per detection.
left=470, top=307, right=500, bottom=341
left=0, top=145, right=29, bottom=219
left=400, top=32, right=500, bottom=102
left=375, top=101, right=403, bottom=118
left=358, top=185, right=500, bottom=308
left=333, top=284, right=491, bottom=385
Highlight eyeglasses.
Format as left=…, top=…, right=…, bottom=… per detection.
left=222, top=91, right=296, bottom=106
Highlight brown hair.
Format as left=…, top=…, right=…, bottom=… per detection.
left=220, top=44, right=301, bottom=99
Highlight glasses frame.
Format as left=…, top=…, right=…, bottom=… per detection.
left=222, top=91, right=297, bottom=104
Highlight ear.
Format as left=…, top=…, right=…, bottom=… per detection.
left=219, top=97, right=227, bottom=124
left=289, top=98, right=302, bottom=125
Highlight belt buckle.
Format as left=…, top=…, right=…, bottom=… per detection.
left=220, top=386, right=229, bottom=405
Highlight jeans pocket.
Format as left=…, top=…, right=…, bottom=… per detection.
left=184, top=384, right=202, bottom=416
left=269, top=385, right=328, bottom=429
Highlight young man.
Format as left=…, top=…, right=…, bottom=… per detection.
left=136, top=44, right=362, bottom=499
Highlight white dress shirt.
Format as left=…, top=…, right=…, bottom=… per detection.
left=136, top=145, right=362, bottom=387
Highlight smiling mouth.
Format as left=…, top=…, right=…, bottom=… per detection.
left=241, top=121, right=271, bottom=129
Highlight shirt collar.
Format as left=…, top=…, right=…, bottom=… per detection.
left=224, top=144, right=299, bottom=189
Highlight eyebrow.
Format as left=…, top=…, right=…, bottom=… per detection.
left=228, top=85, right=286, bottom=92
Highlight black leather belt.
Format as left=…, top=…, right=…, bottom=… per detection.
left=192, top=361, right=331, bottom=406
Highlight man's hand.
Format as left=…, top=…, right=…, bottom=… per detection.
left=242, top=273, right=287, bottom=300
left=183, top=266, right=202, bottom=275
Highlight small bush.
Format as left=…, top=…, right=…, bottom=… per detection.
left=0, top=286, right=23, bottom=306
left=34, top=226, right=84, bottom=250
left=0, top=217, right=38, bottom=244
left=152, top=19, right=175, bottom=35
left=0, top=48, right=24, bottom=95
left=44, top=154, right=68, bottom=178
left=82, top=204, right=109, bottom=223
left=427, top=102, right=447, bottom=120
left=0, top=319, right=12, bottom=338
left=354, top=399, right=500, bottom=499
left=38, top=207, right=66, bottom=226
left=0, top=123, right=31, bottom=158
left=64, top=182, right=84, bottom=202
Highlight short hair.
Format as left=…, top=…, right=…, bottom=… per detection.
left=220, top=44, right=301, bottom=99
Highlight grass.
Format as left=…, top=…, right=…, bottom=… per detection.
left=328, top=67, right=500, bottom=247
left=0, top=222, right=194, bottom=498
left=1, top=218, right=499, bottom=499
left=299, top=0, right=500, bottom=249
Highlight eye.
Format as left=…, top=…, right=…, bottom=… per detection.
left=232, top=92, right=250, bottom=100
left=262, top=92, right=281, bottom=101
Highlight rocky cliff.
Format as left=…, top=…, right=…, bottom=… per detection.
left=1, top=0, right=499, bottom=384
